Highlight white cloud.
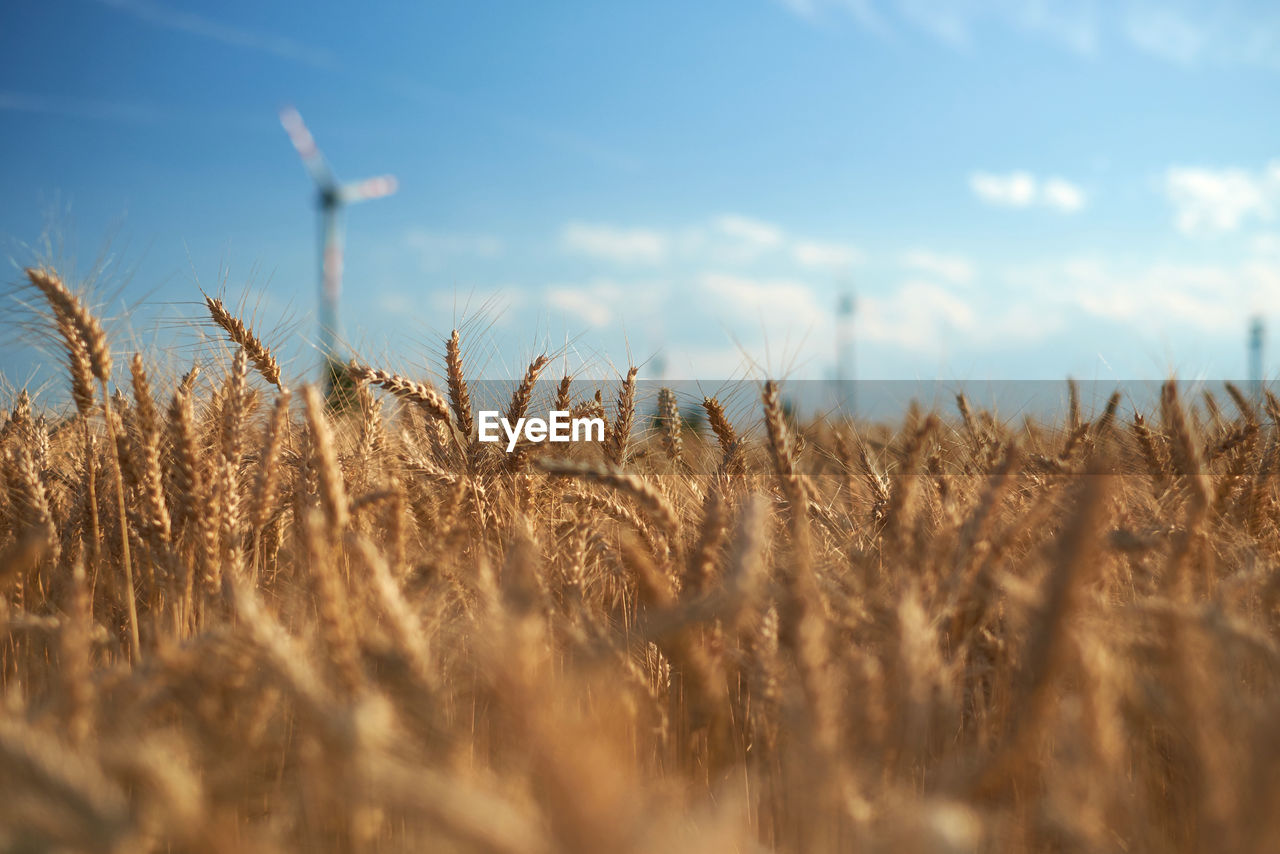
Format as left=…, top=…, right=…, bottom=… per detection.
left=1015, top=1, right=1099, bottom=55
left=0, top=91, right=160, bottom=123
left=902, top=250, right=975, bottom=285
left=1042, top=177, right=1087, bottom=213
left=1125, top=8, right=1204, bottom=65
left=777, top=0, right=1099, bottom=53
left=776, top=0, right=818, bottom=19
left=970, top=171, right=1087, bottom=213
left=713, top=215, right=785, bottom=252
left=661, top=344, right=758, bottom=380
left=561, top=222, right=669, bottom=264
left=662, top=250, right=1280, bottom=376
left=857, top=251, right=1280, bottom=358
left=543, top=278, right=671, bottom=330
left=773, top=0, right=887, bottom=31
left=699, top=272, right=827, bottom=329
left=423, top=286, right=528, bottom=328
left=546, top=281, right=624, bottom=327
left=897, top=0, right=971, bottom=47
left=792, top=239, right=862, bottom=271
left=559, top=215, right=861, bottom=272
left=93, top=0, right=334, bottom=67
left=970, top=171, right=1038, bottom=208
left=693, top=214, right=799, bottom=265
left=1253, top=233, right=1280, bottom=258
left=1164, top=163, right=1280, bottom=235
left=775, top=1, right=1280, bottom=69
left=1013, top=256, right=1280, bottom=334
left=858, top=281, right=978, bottom=353
left=853, top=275, right=1059, bottom=355
left=1076, top=263, right=1236, bottom=331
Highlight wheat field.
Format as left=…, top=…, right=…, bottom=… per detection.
left=3, top=266, right=1280, bottom=852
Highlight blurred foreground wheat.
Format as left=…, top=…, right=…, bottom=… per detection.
left=3, top=267, right=1280, bottom=852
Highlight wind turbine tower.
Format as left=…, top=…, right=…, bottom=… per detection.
left=1250, top=315, right=1265, bottom=401
left=280, top=106, right=397, bottom=385
left=837, top=288, right=856, bottom=418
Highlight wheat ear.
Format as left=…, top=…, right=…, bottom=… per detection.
left=445, top=329, right=474, bottom=437
left=204, top=294, right=286, bottom=391
left=505, top=354, right=551, bottom=425
left=348, top=363, right=451, bottom=422
left=605, top=366, right=638, bottom=467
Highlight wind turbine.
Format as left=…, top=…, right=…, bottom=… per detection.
left=279, top=106, right=397, bottom=386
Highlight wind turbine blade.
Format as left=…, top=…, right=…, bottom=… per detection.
left=342, top=175, right=398, bottom=203
left=279, top=105, right=335, bottom=187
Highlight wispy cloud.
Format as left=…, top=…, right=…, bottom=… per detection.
left=1254, top=233, right=1280, bottom=258
left=1041, top=177, right=1087, bottom=213
left=536, top=239, right=1280, bottom=372
left=896, top=0, right=971, bottom=48
left=546, top=280, right=624, bottom=327
left=1014, top=251, right=1280, bottom=334
left=857, top=251, right=1280, bottom=357
left=970, top=171, right=1037, bottom=208
left=92, top=0, right=335, bottom=67
left=775, top=0, right=1099, bottom=54
left=92, top=0, right=640, bottom=171
left=699, top=272, right=828, bottom=330
left=859, top=281, right=978, bottom=353
left=792, top=239, right=862, bottom=271
left=1164, top=162, right=1280, bottom=235
left=775, top=0, right=1280, bottom=69
left=545, top=278, right=669, bottom=328
left=561, top=222, right=669, bottom=264
left=0, top=91, right=160, bottom=123
left=676, top=215, right=789, bottom=265
left=902, top=249, right=975, bottom=285
left=970, top=171, right=1087, bottom=213
left=713, top=215, right=785, bottom=252
left=1124, top=7, right=1205, bottom=65
left=780, top=0, right=888, bottom=31
left=560, top=215, right=862, bottom=271
left=404, top=228, right=503, bottom=271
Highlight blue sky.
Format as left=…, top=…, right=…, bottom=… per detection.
left=2, top=0, right=1279, bottom=389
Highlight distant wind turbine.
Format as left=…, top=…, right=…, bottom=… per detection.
left=279, top=106, right=397, bottom=386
